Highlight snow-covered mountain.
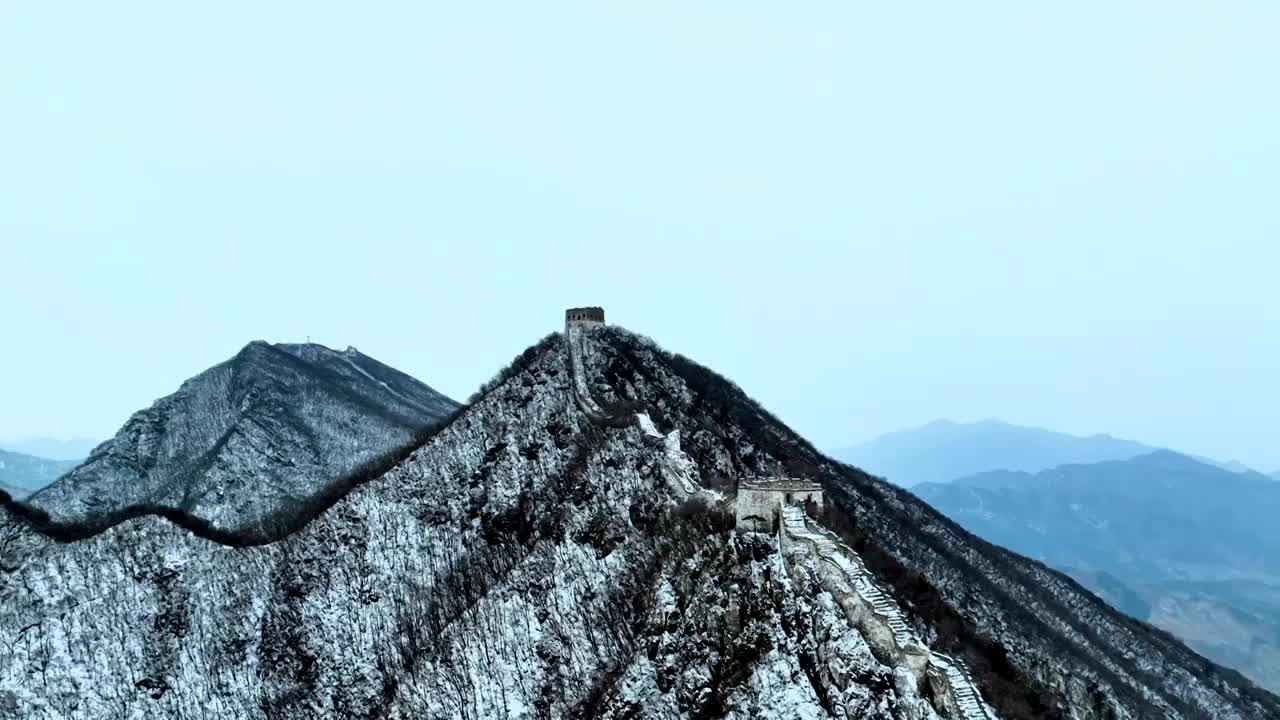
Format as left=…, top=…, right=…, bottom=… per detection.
left=1, top=326, right=1276, bottom=719
left=0, top=450, right=77, bottom=499
left=22, top=341, right=459, bottom=539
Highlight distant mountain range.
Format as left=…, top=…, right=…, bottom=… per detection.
left=915, top=450, right=1280, bottom=693
left=0, top=437, right=98, bottom=462
left=0, top=449, right=79, bottom=500
left=833, top=419, right=1158, bottom=486
left=0, top=482, right=30, bottom=500
left=834, top=418, right=1269, bottom=487
left=23, top=341, right=459, bottom=538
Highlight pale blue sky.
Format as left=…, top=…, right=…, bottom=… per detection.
left=2, top=3, right=1277, bottom=467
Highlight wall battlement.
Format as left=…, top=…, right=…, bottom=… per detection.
left=565, top=307, right=605, bottom=325
left=739, top=476, right=823, bottom=492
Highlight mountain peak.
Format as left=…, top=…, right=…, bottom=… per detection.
left=835, top=418, right=1156, bottom=486
left=1132, top=448, right=1202, bottom=465
left=22, top=341, right=460, bottom=539
left=918, top=447, right=1280, bottom=692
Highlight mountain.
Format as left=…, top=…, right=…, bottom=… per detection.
left=834, top=419, right=1157, bottom=486
left=22, top=341, right=460, bottom=538
left=1208, top=458, right=1260, bottom=474
left=915, top=451, right=1280, bottom=692
left=0, top=449, right=77, bottom=498
left=0, top=483, right=30, bottom=501
left=1, top=325, right=1276, bottom=719
left=0, top=437, right=98, bottom=462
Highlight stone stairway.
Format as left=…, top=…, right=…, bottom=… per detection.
left=782, top=506, right=916, bottom=647
left=564, top=321, right=609, bottom=421
left=781, top=508, right=915, bottom=646
left=930, top=653, right=996, bottom=720
left=780, top=505, right=998, bottom=720
left=565, top=321, right=702, bottom=500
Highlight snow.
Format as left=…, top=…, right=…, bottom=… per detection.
left=636, top=413, right=665, bottom=439
left=336, top=350, right=420, bottom=409
left=0, top=324, right=1272, bottom=720
left=736, top=649, right=827, bottom=719
left=22, top=340, right=459, bottom=537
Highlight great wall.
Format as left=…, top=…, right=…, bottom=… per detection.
left=564, top=308, right=699, bottom=497
left=562, top=307, right=997, bottom=720
left=781, top=505, right=998, bottom=720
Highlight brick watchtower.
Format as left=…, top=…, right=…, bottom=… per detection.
left=565, top=307, right=605, bottom=325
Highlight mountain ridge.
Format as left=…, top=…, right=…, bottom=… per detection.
left=0, top=483, right=28, bottom=501
left=20, top=340, right=460, bottom=540
left=916, top=451, right=1280, bottom=692
left=833, top=419, right=1158, bottom=487
left=1, top=327, right=1275, bottom=718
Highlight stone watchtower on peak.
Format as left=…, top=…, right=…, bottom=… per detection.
left=565, top=307, right=605, bottom=325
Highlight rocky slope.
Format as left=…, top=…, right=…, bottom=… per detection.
left=0, top=450, right=78, bottom=499
left=21, top=341, right=459, bottom=538
left=0, top=327, right=1276, bottom=719
left=915, top=452, right=1280, bottom=693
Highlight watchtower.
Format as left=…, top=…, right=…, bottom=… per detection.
left=565, top=307, right=606, bottom=325
left=735, top=476, right=824, bottom=532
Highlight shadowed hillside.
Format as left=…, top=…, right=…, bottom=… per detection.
left=916, top=452, right=1280, bottom=692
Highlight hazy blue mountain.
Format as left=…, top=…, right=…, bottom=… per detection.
left=833, top=418, right=1156, bottom=486
left=1186, top=455, right=1274, bottom=475
left=0, top=482, right=31, bottom=501
left=916, top=450, right=1280, bottom=692
left=1059, top=567, right=1153, bottom=621
left=0, top=449, right=78, bottom=498
left=0, top=437, right=98, bottom=462
left=1208, top=458, right=1257, bottom=474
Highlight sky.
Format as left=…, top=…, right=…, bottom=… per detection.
left=2, top=2, right=1277, bottom=468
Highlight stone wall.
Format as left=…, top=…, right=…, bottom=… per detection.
left=778, top=506, right=997, bottom=720
left=735, top=485, right=823, bottom=531
left=735, top=487, right=779, bottom=532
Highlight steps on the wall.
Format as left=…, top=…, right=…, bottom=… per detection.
left=779, top=504, right=997, bottom=720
